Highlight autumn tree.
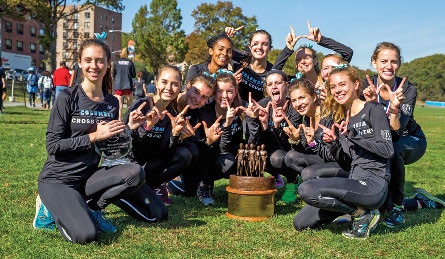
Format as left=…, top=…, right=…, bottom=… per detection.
left=185, top=1, right=257, bottom=65
left=132, top=0, right=187, bottom=75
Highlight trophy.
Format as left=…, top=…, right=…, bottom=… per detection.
left=95, top=128, right=132, bottom=167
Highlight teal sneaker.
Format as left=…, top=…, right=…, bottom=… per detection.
left=90, top=209, right=116, bottom=233
left=33, top=195, right=56, bottom=230
left=281, top=183, right=298, bottom=204
left=383, top=204, right=405, bottom=227
left=413, top=188, right=445, bottom=209
left=342, top=209, right=380, bottom=239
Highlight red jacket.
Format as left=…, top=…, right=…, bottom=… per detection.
left=52, top=67, right=71, bottom=87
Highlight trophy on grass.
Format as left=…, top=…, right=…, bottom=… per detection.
left=95, top=128, right=132, bottom=167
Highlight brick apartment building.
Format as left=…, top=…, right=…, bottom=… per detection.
left=1, top=5, right=122, bottom=72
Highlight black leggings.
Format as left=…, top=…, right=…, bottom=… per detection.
left=202, top=152, right=236, bottom=186
left=38, top=163, right=144, bottom=244
left=116, top=147, right=191, bottom=221
left=293, top=173, right=388, bottom=230
left=269, top=149, right=294, bottom=182
left=283, top=150, right=325, bottom=183
left=301, top=162, right=349, bottom=182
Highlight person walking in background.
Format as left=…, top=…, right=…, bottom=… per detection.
left=133, top=71, right=147, bottom=100
left=39, top=71, right=54, bottom=109
left=53, top=61, right=71, bottom=99
left=69, top=62, right=83, bottom=87
left=0, top=60, right=6, bottom=114
left=25, top=67, right=39, bottom=107
left=147, top=80, right=156, bottom=97
left=113, top=48, right=136, bottom=121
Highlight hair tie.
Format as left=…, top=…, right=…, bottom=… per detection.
left=305, top=43, right=313, bottom=49
left=203, top=72, right=217, bottom=78
left=290, top=72, right=303, bottom=83
left=333, top=64, right=348, bottom=69
left=94, top=32, right=107, bottom=41
left=217, top=68, right=233, bottom=75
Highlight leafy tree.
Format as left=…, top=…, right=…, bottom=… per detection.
left=132, top=0, right=187, bottom=75
left=1, top=0, right=124, bottom=71
left=186, top=1, right=257, bottom=65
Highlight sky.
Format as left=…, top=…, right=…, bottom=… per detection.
left=116, top=0, right=445, bottom=70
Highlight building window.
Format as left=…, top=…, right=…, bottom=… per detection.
left=73, top=32, right=79, bottom=38
left=84, top=22, right=90, bottom=29
left=39, top=45, right=44, bottom=55
left=5, top=21, right=12, bottom=32
left=63, top=42, right=68, bottom=49
left=73, top=22, right=79, bottom=30
left=17, top=41, right=23, bottom=51
left=100, top=24, right=103, bottom=31
left=63, top=21, right=68, bottom=29
left=73, top=42, right=78, bottom=50
left=5, top=39, right=12, bottom=50
left=16, top=24, right=24, bottom=34
left=73, top=52, right=78, bottom=60
left=100, top=14, right=103, bottom=21
left=32, top=59, right=36, bottom=66
left=84, top=32, right=90, bottom=39
left=40, top=28, right=44, bottom=35
left=73, top=13, right=79, bottom=19
left=63, top=52, right=69, bottom=59
left=30, top=43, right=36, bottom=53
left=85, top=12, right=90, bottom=19
left=112, top=17, right=115, bottom=24
left=63, top=32, right=68, bottom=39
left=30, top=26, right=37, bottom=37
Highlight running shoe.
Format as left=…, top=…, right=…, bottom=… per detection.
left=274, top=174, right=285, bottom=188
left=197, top=183, right=214, bottom=206
left=90, top=209, right=116, bottom=233
left=342, top=209, right=380, bottom=239
left=154, top=183, right=173, bottom=205
left=413, top=188, right=445, bottom=209
left=33, top=195, right=56, bottom=230
left=281, top=183, right=298, bottom=204
left=167, top=179, right=185, bottom=196
left=383, top=204, right=405, bottom=227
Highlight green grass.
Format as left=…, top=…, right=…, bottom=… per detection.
left=1, top=106, right=444, bottom=258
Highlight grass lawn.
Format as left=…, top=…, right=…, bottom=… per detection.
left=0, top=105, right=444, bottom=258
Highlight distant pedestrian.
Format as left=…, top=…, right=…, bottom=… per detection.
left=147, top=80, right=156, bottom=96
left=132, top=71, right=147, bottom=100
left=113, top=48, right=136, bottom=120
left=25, top=67, right=39, bottom=107
left=0, top=60, right=6, bottom=114
left=38, top=71, right=53, bottom=109
left=53, top=61, right=71, bottom=99
left=69, top=62, right=83, bottom=87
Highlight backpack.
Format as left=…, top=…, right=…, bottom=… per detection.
left=28, top=74, right=39, bottom=87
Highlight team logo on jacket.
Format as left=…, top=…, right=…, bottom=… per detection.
left=381, top=129, right=392, bottom=141
left=401, top=103, right=413, bottom=116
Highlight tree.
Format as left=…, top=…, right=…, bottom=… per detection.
left=2, top=0, right=124, bottom=71
left=132, top=0, right=187, bottom=75
left=185, top=1, right=257, bottom=65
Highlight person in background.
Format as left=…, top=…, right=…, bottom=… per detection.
left=113, top=48, right=136, bottom=121
left=147, top=80, right=156, bottom=97
left=39, top=71, right=54, bottom=109
left=26, top=66, right=39, bottom=107
left=53, top=61, right=71, bottom=99
left=69, top=62, right=83, bottom=87
left=34, top=38, right=145, bottom=244
left=133, top=71, right=147, bottom=100
left=0, top=60, right=5, bottom=114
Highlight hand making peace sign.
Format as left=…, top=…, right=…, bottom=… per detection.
left=202, top=115, right=223, bottom=146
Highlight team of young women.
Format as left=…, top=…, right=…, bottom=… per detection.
left=34, top=22, right=442, bottom=244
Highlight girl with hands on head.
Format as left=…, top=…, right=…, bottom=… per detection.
left=360, top=42, right=427, bottom=227
left=194, top=72, right=246, bottom=205
left=35, top=39, right=145, bottom=244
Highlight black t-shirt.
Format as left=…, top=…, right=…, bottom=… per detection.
left=38, top=85, right=119, bottom=183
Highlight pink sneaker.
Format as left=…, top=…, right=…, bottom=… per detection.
left=154, top=184, right=173, bottom=205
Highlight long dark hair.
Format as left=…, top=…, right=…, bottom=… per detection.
left=78, top=38, right=112, bottom=94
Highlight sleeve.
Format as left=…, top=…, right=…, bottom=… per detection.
left=397, top=80, right=417, bottom=136
left=348, top=104, right=394, bottom=159
left=317, top=35, right=353, bottom=62
left=219, top=125, right=232, bottom=153
left=130, top=61, right=136, bottom=78
left=45, top=92, right=92, bottom=155
left=272, top=47, right=294, bottom=70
